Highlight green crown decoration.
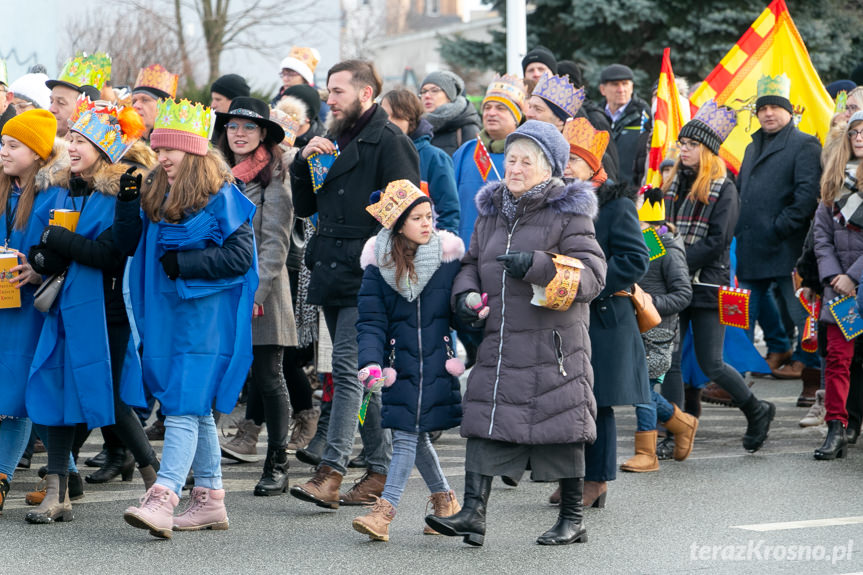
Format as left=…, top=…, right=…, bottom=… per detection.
left=756, top=74, right=791, bottom=100
left=57, top=52, right=111, bottom=90
left=153, top=98, right=212, bottom=139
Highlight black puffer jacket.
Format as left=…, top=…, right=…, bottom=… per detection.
left=638, top=230, right=691, bottom=330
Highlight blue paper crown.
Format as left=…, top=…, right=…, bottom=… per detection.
left=692, top=100, right=737, bottom=143
left=71, top=110, right=134, bottom=164
left=532, top=73, right=584, bottom=118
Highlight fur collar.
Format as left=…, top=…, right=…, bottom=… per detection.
left=475, top=178, right=599, bottom=220
left=360, top=229, right=464, bottom=270
left=595, top=181, right=638, bottom=208
left=90, top=161, right=137, bottom=197
left=34, top=139, right=71, bottom=192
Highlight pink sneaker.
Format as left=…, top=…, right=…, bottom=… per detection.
left=173, top=487, right=229, bottom=531
left=123, top=484, right=179, bottom=539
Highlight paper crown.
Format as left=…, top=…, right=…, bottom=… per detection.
left=0, top=59, right=7, bottom=86
left=532, top=73, right=585, bottom=118
left=757, top=74, right=791, bottom=100
left=56, top=53, right=111, bottom=90
left=483, top=74, right=526, bottom=121
left=134, top=64, right=179, bottom=99
left=562, top=117, right=610, bottom=170
left=638, top=185, right=666, bottom=222
left=69, top=97, right=146, bottom=164
left=366, top=179, right=427, bottom=230
left=270, top=109, right=300, bottom=147
left=153, top=98, right=211, bottom=139
left=281, top=46, right=321, bottom=85
left=690, top=99, right=737, bottom=143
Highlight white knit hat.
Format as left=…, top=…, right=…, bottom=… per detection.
left=280, top=46, right=320, bottom=86
left=10, top=73, right=52, bottom=109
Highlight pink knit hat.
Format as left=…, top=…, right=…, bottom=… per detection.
left=149, top=128, right=209, bottom=156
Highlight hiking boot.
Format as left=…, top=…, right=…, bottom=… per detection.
left=352, top=496, right=396, bottom=541
left=799, top=390, right=826, bottom=427
left=287, top=408, right=320, bottom=453
left=124, top=484, right=178, bottom=539
left=25, top=474, right=73, bottom=524
left=254, top=446, right=290, bottom=496
left=173, top=487, right=229, bottom=531
left=289, top=465, right=343, bottom=509
left=423, top=490, right=461, bottom=535
left=220, top=418, right=261, bottom=463
left=797, top=367, right=820, bottom=407
left=340, top=470, right=386, bottom=506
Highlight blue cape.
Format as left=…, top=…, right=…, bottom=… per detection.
left=27, top=189, right=120, bottom=428
left=122, top=182, right=258, bottom=416
left=0, top=186, right=62, bottom=418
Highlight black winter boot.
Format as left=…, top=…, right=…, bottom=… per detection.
left=814, top=420, right=848, bottom=460
left=255, top=446, right=290, bottom=496
left=537, top=477, right=587, bottom=545
left=740, top=395, right=776, bottom=452
left=424, top=471, right=491, bottom=546
left=84, top=448, right=135, bottom=483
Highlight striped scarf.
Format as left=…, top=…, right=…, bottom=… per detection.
left=664, top=172, right=725, bottom=247
left=832, top=161, right=862, bottom=230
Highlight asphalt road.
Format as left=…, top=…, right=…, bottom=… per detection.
left=3, top=374, right=863, bottom=575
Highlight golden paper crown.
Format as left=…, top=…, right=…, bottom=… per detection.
left=289, top=46, right=320, bottom=74
left=153, top=98, right=211, bottom=139
left=483, top=74, right=526, bottom=121
left=366, top=179, right=427, bottom=230
left=638, top=186, right=666, bottom=222
left=270, top=109, right=301, bottom=147
left=757, top=74, right=791, bottom=100
left=56, top=53, right=111, bottom=90
left=134, top=64, right=179, bottom=99
left=562, top=117, right=610, bottom=170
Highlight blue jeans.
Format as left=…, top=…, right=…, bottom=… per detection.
left=381, top=430, right=449, bottom=508
left=0, top=418, right=32, bottom=479
left=320, top=306, right=391, bottom=476
left=157, top=413, right=222, bottom=496
left=635, top=379, right=675, bottom=431
left=741, top=276, right=819, bottom=368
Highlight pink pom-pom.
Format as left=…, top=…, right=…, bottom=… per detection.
left=382, top=367, right=397, bottom=387
left=446, top=357, right=466, bottom=377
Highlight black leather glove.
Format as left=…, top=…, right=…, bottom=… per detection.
left=28, top=245, right=70, bottom=275
left=160, top=251, right=180, bottom=280
left=40, top=225, right=76, bottom=250
left=496, top=251, right=534, bottom=279
left=118, top=166, right=142, bottom=202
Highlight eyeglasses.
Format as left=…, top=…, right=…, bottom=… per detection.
left=847, top=104, right=861, bottom=114
left=419, top=86, right=442, bottom=97
left=226, top=121, right=260, bottom=133
left=279, top=69, right=300, bottom=78
left=676, top=139, right=701, bottom=150
left=12, top=100, right=34, bottom=113
left=848, top=129, right=863, bottom=140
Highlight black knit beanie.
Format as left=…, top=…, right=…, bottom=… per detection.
left=211, top=74, right=251, bottom=100
left=755, top=95, right=793, bottom=115
left=678, top=119, right=722, bottom=155
left=522, top=46, right=558, bottom=75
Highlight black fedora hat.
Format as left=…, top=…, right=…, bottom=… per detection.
left=214, top=96, right=285, bottom=146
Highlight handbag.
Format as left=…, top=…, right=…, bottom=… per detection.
left=615, top=283, right=662, bottom=333
left=33, top=270, right=67, bottom=312
left=641, top=326, right=677, bottom=378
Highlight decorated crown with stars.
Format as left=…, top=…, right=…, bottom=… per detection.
left=532, top=73, right=585, bottom=119
left=153, top=98, right=211, bottom=139
left=55, top=53, right=111, bottom=90
left=69, top=96, right=146, bottom=164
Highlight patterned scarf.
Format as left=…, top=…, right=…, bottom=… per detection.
left=832, top=161, right=863, bottom=230
left=501, top=179, right=551, bottom=225
left=295, top=218, right=319, bottom=348
left=664, top=170, right=725, bottom=247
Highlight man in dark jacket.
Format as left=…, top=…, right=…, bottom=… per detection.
left=735, top=78, right=822, bottom=381
left=289, top=59, right=420, bottom=510
left=599, top=64, right=651, bottom=186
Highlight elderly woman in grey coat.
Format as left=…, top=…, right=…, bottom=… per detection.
left=425, top=120, right=607, bottom=546
left=215, top=97, right=298, bottom=495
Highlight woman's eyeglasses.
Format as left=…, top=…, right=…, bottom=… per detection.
left=676, top=139, right=700, bottom=150
left=419, top=87, right=442, bottom=97
left=226, top=121, right=260, bottom=133
left=848, top=129, right=863, bottom=140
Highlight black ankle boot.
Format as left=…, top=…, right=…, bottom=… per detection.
left=255, top=446, right=290, bottom=496
left=84, top=448, right=134, bottom=483
left=846, top=427, right=860, bottom=445
left=814, top=420, right=848, bottom=460
left=424, top=472, right=492, bottom=546
left=84, top=446, right=108, bottom=468
left=537, top=477, right=587, bottom=545
left=740, top=395, right=775, bottom=452
left=68, top=471, right=84, bottom=501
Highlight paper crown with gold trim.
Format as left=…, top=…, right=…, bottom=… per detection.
left=562, top=117, right=609, bottom=172
left=532, top=73, right=584, bottom=120
left=679, top=100, right=737, bottom=154
left=280, top=46, right=321, bottom=86
left=366, top=179, right=429, bottom=230
left=638, top=185, right=666, bottom=222
left=482, top=74, right=526, bottom=122
left=755, top=73, right=793, bottom=114
left=133, top=64, right=179, bottom=99
left=69, top=96, right=146, bottom=164
left=47, top=53, right=111, bottom=92
left=270, top=109, right=301, bottom=147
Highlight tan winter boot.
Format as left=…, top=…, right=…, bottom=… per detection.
left=620, top=430, right=660, bottom=472
left=423, top=489, right=462, bottom=535
left=662, top=404, right=699, bottom=461
left=287, top=408, right=320, bottom=453
left=289, top=464, right=343, bottom=509
left=24, top=474, right=73, bottom=524
left=340, top=470, right=387, bottom=506
left=352, top=496, right=396, bottom=541
left=220, top=418, right=262, bottom=463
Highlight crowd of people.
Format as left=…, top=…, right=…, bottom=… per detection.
left=1, top=42, right=862, bottom=547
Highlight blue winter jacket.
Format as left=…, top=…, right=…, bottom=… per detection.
left=411, top=119, right=460, bottom=234
left=356, top=229, right=464, bottom=433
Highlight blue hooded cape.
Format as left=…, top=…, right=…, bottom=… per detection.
left=0, top=185, right=62, bottom=418
left=122, top=182, right=258, bottom=416
left=27, top=189, right=121, bottom=428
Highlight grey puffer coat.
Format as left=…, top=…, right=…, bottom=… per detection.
left=452, top=178, right=607, bottom=445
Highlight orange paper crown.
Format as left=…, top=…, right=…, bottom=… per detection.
left=134, top=64, right=179, bottom=99
left=563, top=117, right=610, bottom=171
left=366, top=180, right=427, bottom=230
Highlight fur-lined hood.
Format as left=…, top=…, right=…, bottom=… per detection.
left=34, top=138, right=71, bottom=192
left=360, top=229, right=464, bottom=270
left=595, top=180, right=638, bottom=208
left=475, top=177, right=599, bottom=220
left=122, top=140, right=158, bottom=171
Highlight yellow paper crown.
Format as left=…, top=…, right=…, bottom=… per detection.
left=638, top=186, right=666, bottom=222
left=57, top=53, right=111, bottom=90
left=134, top=64, right=179, bottom=98
left=562, top=117, right=609, bottom=170
left=366, top=179, right=427, bottom=230
left=757, top=74, right=791, bottom=100
left=153, top=98, right=211, bottom=139
left=289, top=46, right=320, bottom=74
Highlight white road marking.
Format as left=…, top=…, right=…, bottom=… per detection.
left=733, top=516, right=863, bottom=532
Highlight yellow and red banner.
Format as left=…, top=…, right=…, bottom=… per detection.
left=473, top=136, right=493, bottom=181
left=646, top=48, right=687, bottom=188
left=689, top=0, right=833, bottom=174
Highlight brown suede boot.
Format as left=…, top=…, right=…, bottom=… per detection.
left=582, top=481, right=607, bottom=508
left=662, top=404, right=699, bottom=461
left=340, top=470, right=386, bottom=506
left=139, top=464, right=159, bottom=491
left=289, top=465, right=343, bottom=509
left=24, top=474, right=73, bottom=524
left=620, top=430, right=660, bottom=472
left=423, top=489, right=462, bottom=535
left=352, top=496, right=396, bottom=541
left=797, top=367, right=821, bottom=407
left=548, top=485, right=561, bottom=506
